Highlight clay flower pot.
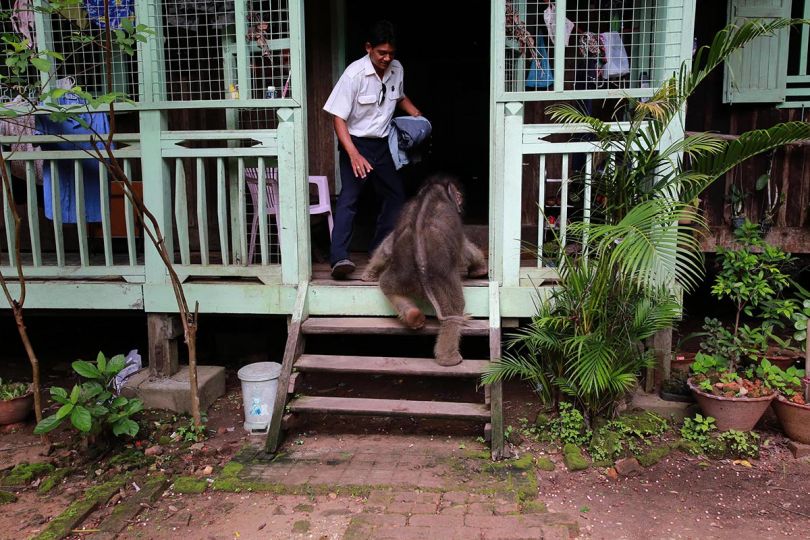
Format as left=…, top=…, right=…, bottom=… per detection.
left=0, top=391, right=34, bottom=425
left=773, top=395, right=810, bottom=444
left=687, top=378, right=774, bottom=431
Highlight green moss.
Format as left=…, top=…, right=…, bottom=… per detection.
left=563, top=443, right=589, bottom=471
left=292, top=520, right=310, bottom=533
left=589, top=430, right=621, bottom=462
left=0, top=490, right=17, bottom=505
left=464, top=449, right=492, bottom=460
left=219, top=462, right=244, bottom=478
left=158, top=436, right=172, bottom=445
left=38, top=468, right=72, bottom=495
left=621, top=411, right=668, bottom=435
left=637, top=445, right=671, bottom=468
left=535, top=457, right=555, bottom=472
left=293, top=503, right=314, bottom=512
left=674, top=439, right=701, bottom=455
left=520, top=500, right=547, bottom=514
left=484, top=454, right=534, bottom=472
left=705, top=439, right=728, bottom=460
left=2, top=462, right=55, bottom=486
left=535, top=412, right=552, bottom=429
left=173, top=476, right=208, bottom=494
left=32, top=477, right=125, bottom=540
left=108, top=449, right=153, bottom=470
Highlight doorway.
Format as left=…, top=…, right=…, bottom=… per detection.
left=342, top=1, right=491, bottom=224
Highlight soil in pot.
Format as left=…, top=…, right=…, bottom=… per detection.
left=763, top=348, right=801, bottom=371
left=0, top=392, right=34, bottom=425
left=688, top=377, right=774, bottom=431
left=773, top=395, right=810, bottom=444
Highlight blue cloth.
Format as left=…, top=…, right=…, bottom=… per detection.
left=526, top=34, right=553, bottom=89
left=84, top=0, right=134, bottom=29
left=387, top=116, right=432, bottom=171
left=35, top=93, right=112, bottom=223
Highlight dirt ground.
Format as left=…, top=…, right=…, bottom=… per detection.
left=2, top=372, right=810, bottom=540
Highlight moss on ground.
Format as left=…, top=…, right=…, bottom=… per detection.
left=520, top=500, right=548, bottom=514
left=108, top=449, right=154, bottom=471
left=484, top=454, right=534, bottom=472
left=32, top=477, right=125, bottom=540
left=535, top=457, right=555, bottom=471
left=464, top=449, right=492, bottom=460
left=1, top=462, right=55, bottom=486
left=637, top=445, right=671, bottom=467
left=563, top=444, right=589, bottom=471
left=173, top=476, right=208, bottom=494
left=292, top=520, right=310, bottom=533
left=38, top=468, right=73, bottom=495
left=0, top=490, right=17, bottom=505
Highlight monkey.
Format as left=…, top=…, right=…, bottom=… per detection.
left=361, top=175, right=487, bottom=366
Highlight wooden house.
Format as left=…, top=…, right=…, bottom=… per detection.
left=12, top=0, right=792, bottom=456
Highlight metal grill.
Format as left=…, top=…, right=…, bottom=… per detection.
left=148, top=0, right=291, bottom=102
left=504, top=0, right=679, bottom=97
left=1, top=1, right=141, bottom=98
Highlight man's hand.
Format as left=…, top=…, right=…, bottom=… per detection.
left=349, top=150, right=373, bottom=179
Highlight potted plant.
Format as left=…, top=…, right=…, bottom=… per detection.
left=757, top=361, right=810, bottom=443
left=0, top=378, right=34, bottom=425
left=728, top=184, right=747, bottom=231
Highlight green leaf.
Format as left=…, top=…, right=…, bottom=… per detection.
left=70, top=405, right=92, bottom=432
left=755, top=174, right=770, bottom=191
left=30, top=56, right=51, bottom=72
left=107, top=354, right=126, bottom=375
left=50, top=386, right=69, bottom=403
left=96, top=352, right=107, bottom=373
left=69, top=385, right=81, bottom=404
left=72, top=360, right=101, bottom=380
left=55, top=403, right=74, bottom=420
left=112, top=418, right=139, bottom=437
left=111, top=396, right=128, bottom=408
left=34, top=414, right=63, bottom=434
left=125, top=399, right=143, bottom=415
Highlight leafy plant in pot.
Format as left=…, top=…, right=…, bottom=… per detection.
left=687, top=222, right=798, bottom=429
left=757, top=362, right=810, bottom=444
left=0, top=378, right=34, bottom=425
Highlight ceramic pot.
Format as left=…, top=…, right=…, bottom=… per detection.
left=671, top=352, right=695, bottom=374
left=687, top=378, right=774, bottom=431
left=773, top=395, right=810, bottom=444
left=763, top=351, right=800, bottom=371
left=0, top=392, right=34, bottom=425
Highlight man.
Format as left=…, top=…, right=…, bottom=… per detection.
left=323, top=20, right=422, bottom=279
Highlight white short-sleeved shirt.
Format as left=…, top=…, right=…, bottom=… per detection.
left=323, top=55, right=404, bottom=139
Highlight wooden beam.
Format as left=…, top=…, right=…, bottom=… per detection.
left=147, top=313, right=180, bottom=377
left=287, top=396, right=490, bottom=420
left=295, top=354, right=489, bottom=377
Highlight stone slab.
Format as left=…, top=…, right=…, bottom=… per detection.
left=93, top=476, right=168, bottom=540
left=630, top=390, right=697, bottom=422
left=787, top=441, right=810, bottom=459
left=122, top=365, right=225, bottom=414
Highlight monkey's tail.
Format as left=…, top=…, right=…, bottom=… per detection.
left=412, top=186, right=466, bottom=325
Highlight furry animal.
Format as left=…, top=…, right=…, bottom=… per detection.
left=362, top=175, right=487, bottom=366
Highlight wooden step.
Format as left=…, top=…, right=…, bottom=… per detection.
left=288, top=396, right=490, bottom=420
left=301, top=317, right=490, bottom=336
left=295, top=354, right=489, bottom=377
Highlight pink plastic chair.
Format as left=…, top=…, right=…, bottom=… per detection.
left=245, top=168, right=333, bottom=264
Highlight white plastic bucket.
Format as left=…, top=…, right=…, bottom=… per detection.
left=237, top=362, right=282, bottom=433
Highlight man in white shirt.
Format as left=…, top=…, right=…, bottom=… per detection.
left=323, top=20, right=422, bottom=279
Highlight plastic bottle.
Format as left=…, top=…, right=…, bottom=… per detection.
left=266, top=86, right=278, bottom=99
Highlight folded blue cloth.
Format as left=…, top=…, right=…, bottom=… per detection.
left=526, top=34, right=553, bottom=89
left=388, top=116, right=432, bottom=171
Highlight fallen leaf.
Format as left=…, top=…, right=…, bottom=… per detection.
left=733, top=460, right=753, bottom=468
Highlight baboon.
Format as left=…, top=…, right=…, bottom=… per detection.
left=361, top=175, right=487, bottom=366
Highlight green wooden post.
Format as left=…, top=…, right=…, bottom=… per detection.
left=502, top=102, right=524, bottom=288
left=488, top=281, right=504, bottom=459
left=277, top=108, right=310, bottom=285
left=140, top=110, right=173, bottom=285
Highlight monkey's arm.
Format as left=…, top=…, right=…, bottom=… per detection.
left=361, top=233, right=394, bottom=282
left=462, top=237, right=488, bottom=278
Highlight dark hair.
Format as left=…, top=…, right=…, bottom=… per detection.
left=367, top=20, right=396, bottom=48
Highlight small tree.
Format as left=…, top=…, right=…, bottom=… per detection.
left=1, top=0, right=203, bottom=425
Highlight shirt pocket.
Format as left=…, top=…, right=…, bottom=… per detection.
left=387, top=86, right=401, bottom=101
left=357, top=94, right=377, bottom=105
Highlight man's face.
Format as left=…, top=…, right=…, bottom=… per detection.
left=365, top=42, right=395, bottom=73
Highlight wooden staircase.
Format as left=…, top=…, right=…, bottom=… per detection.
left=264, top=283, right=505, bottom=458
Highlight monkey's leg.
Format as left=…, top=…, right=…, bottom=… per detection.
left=361, top=233, right=393, bottom=282
left=380, top=274, right=425, bottom=329
left=462, top=237, right=488, bottom=278
left=431, top=276, right=465, bottom=367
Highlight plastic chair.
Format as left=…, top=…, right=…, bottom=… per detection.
left=245, top=168, right=333, bottom=264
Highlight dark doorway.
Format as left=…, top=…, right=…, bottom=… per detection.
left=343, top=2, right=491, bottom=224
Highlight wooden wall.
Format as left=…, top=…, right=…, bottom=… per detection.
left=689, top=1, right=810, bottom=252
left=305, top=0, right=337, bottom=186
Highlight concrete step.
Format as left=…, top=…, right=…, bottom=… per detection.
left=122, top=365, right=225, bottom=414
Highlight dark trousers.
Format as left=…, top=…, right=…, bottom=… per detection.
left=330, top=136, right=404, bottom=265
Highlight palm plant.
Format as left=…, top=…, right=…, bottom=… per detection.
left=483, top=19, right=810, bottom=421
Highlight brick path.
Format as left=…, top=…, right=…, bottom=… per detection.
left=122, top=434, right=578, bottom=539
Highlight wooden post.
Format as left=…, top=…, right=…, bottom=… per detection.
left=147, top=313, right=182, bottom=377
left=489, top=282, right=504, bottom=460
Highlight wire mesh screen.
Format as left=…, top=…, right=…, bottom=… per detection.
left=1, top=0, right=141, bottom=100
left=150, top=0, right=291, bottom=102
left=504, top=0, right=677, bottom=96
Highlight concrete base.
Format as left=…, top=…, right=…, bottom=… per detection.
left=122, top=365, right=226, bottom=414
left=630, top=390, right=698, bottom=423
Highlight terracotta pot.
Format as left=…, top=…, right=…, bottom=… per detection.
left=763, top=350, right=801, bottom=371
left=687, top=378, right=774, bottom=431
left=773, top=395, right=810, bottom=444
left=671, top=352, right=695, bottom=374
left=0, top=392, right=34, bottom=425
